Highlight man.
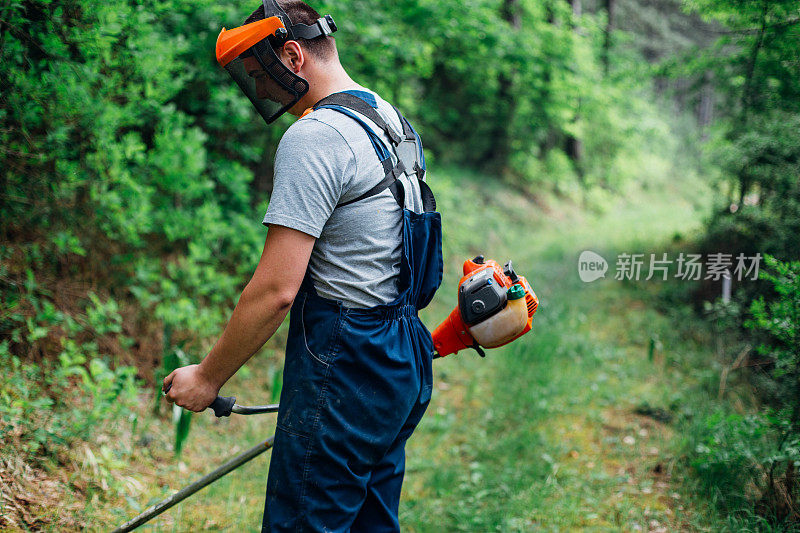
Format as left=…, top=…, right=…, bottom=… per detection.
left=163, top=1, right=443, bottom=531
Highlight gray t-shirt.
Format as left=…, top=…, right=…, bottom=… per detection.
left=263, top=86, right=424, bottom=308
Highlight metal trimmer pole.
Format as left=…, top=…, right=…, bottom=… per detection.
left=112, top=436, right=275, bottom=533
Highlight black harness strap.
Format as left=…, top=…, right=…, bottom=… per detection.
left=391, top=104, right=428, bottom=182
left=338, top=161, right=405, bottom=208
left=311, top=91, right=434, bottom=211
left=389, top=104, right=436, bottom=212
left=313, top=92, right=402, bottom=146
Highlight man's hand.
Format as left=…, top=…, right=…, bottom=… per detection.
left=160, top=225, right=315, bottom=415
left=163, top=364, right=221, bottom=413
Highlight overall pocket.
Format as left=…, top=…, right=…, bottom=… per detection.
left=277, top=294, right=343, bottom=436
left=300, top=292, right=343, bottom=365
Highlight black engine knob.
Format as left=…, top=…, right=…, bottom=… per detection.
left=503, top=260, right=519, bottom=282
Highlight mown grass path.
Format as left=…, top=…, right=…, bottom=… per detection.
left=400, top=173, right=716, bottom=531
left=102, top=172, right=718, bottom=531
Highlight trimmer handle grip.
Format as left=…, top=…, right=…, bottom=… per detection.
left=163, top=383, right=236, bottom=418
left=209, top=395, right=236, bottom=418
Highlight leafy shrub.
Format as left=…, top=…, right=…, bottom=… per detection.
left=747, top=256, right=800, bottom=519
left=0, top=339, right=139, bottom=457
left=685, top=256, right=800, bottom=523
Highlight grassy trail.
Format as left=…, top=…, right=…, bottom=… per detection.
left=101, top=171, right=718, bottom=531
left=400, top=172, right=716, bottom=531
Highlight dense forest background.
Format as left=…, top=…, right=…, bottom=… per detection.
left=1, top=0, right=799, bottom=529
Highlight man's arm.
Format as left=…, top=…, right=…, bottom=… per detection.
left=163, top=225, right=315, bottom=412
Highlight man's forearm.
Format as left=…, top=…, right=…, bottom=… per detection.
left=198, top=283, right=294, bottom=389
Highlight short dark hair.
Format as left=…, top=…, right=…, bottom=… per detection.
left=245, top=0, right=336, bottom=61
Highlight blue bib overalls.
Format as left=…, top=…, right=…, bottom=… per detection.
left=262, top=91, right=443, bottom=532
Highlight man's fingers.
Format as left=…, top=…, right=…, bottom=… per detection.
left=160, top=365, right=216, bottom=412
left=163, top=372, right=177, bottom=403
left=163, top=371, right=176, bottom=393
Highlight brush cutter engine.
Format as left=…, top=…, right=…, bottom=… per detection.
left=432, top=255, right=538, bottom=357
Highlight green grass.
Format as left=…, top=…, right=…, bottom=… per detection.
left=95, top=166, right=727, bottom=532
left=400, top=167, right=719, bottom=531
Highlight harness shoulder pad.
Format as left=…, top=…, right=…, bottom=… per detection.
left=397, top=138, right=420, bottom=177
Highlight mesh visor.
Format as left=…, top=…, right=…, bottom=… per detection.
left=225, top=41, right=309, bottom=124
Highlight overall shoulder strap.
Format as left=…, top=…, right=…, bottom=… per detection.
left=310, top=91, right=434, bottom=211
left=313, top=92, right=402, bottom=146
left=390, top=105, right=436, bottom=212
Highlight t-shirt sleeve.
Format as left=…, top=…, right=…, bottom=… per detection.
left=262, top=118, right=356, bottom=237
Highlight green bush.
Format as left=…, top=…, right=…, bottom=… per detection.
left=748, top=255, right=800, bottom=425
left=0, top=339, right=139, bottom=456
left=700, top=112, right=800, bottom=280
left=684, top=256, right=800, bottom=524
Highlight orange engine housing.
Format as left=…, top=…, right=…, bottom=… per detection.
left=432, top=257, right=538, bottom=357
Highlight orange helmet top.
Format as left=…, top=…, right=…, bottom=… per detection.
left=215, top=17, right=286, bottom=67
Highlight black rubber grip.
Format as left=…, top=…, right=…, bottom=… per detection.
left=209, top=396, right=236, bottom=417
left=163, top=383, right=236, bottom=417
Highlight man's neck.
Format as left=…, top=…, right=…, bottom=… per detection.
left=292, top=62, right=361, bottom=116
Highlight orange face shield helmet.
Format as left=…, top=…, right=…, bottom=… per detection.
left=215, top=0, right=337, bottom=124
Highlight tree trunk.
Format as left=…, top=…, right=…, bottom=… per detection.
left=563, top=0, right=583, bottom=178
left=485, top=0, right=521, bottom=171
left=602, top=0, right=614, bottom=76
left=697, top=71, right=715, bottom=141
left=740, top=0, right=769, bottom=122
left=737, top=0, right=769, bottom=204
left=570, top=0, right=581, bottom=18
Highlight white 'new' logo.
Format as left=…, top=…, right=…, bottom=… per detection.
left=578, top=251, right=608, bottom=282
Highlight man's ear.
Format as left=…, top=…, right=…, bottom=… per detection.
left=281, top=41, right=305, bottom=73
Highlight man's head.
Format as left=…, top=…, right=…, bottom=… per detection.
left=243, top=1, right=339, bottom=114
left=245, top=0, right=337, bottom=63
left=216, top=0, right=344, bottom=123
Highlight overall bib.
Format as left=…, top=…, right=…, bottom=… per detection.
left=262, top=91, right=443, bottom=532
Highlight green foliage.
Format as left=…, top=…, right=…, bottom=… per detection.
left=0, top=0, right=265, bottom=335
left=314, top=0, right=652, bottom=186
left=681, top=0, right=800, bottom=273
left=689, top=410, right=774, bottom=512
left=270, top=367, right=283, bottom=404
left=702, top=111, right=800, bottom=266
left=683, top=256, right=800, bottom=524
left=0, top=0, right=272, bottom=461
left=678, top=8, right=800, bottom=521
left=86, top=292, right=123, bottom=336
left=680, top=0, right=800, bottom=121
left=0, top=267, right=142, bottom=458
left=0, top=339, right=139, bottom=456
left=748, top=255, right=800, bottom=422
left=173, top=403, right=193, bottom=457
left=0, top=0, right=671, bottom=464
left=0, top=0, right=651, bottom=266
left=159, top=336, right=195, bottom=456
